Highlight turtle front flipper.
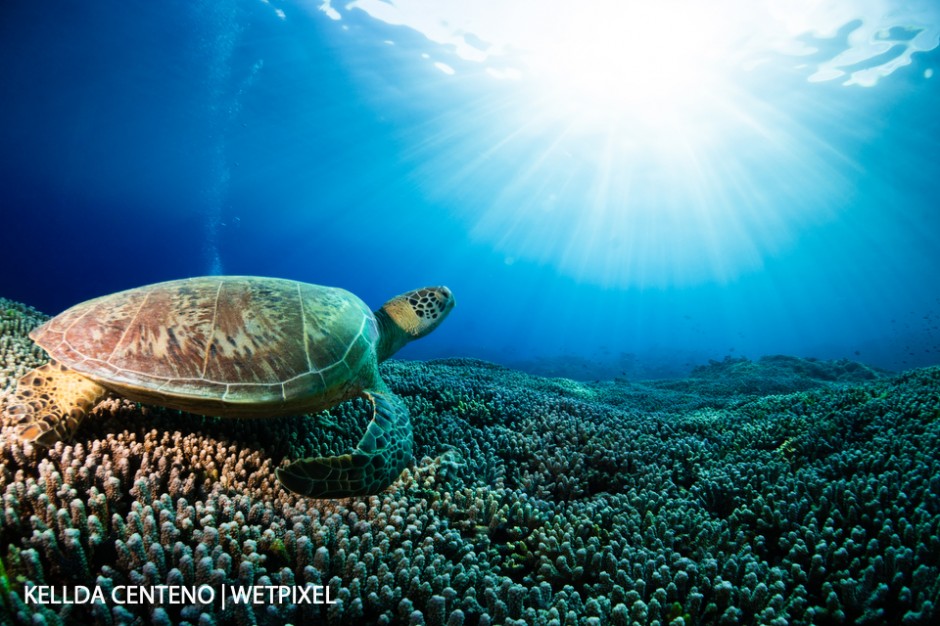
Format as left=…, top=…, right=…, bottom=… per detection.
left=4, top=360, right=109, bottom=446
left=276, top=387, right=413, bottom=498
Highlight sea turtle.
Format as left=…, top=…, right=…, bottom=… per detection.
left=3, top=276, right=455, bottom=498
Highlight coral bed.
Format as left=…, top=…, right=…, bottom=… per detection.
left=0, top=296, right=938, bottom=625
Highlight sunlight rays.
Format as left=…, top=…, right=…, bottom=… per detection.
left=311, top=0, right=938, bottom=287
left=403, top=74, right=857, bottom=287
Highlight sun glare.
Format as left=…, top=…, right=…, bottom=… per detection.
left=518, top=1, right=732, bottom=125
left=321, top=0, right=939, bottom=287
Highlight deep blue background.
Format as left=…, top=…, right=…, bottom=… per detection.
left=1, top=1, right=938, bottom=378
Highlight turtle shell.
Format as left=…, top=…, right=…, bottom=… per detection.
left=30, top=276, right=379, bottom=416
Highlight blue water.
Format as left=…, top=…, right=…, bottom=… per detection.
left=1, top=1, right=938, bottom=379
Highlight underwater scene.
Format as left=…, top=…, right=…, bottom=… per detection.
left=1, top=1, right=939, bottom=625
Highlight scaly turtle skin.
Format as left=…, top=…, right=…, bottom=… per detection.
left=3, top=276, right=455, bottom=498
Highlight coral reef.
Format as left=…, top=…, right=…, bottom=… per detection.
left=0, top=298, right=48, bottom=391
left=654, top=354, right=889, bottom=399
left=0, top=299, right=938, bottom=625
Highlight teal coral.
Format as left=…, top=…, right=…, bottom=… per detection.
left=0, top=300, right=938, bottom=625
left=0, top=297, right=48, bottom=394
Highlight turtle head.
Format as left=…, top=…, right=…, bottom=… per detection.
left=375, top=286, right=455, bottom=361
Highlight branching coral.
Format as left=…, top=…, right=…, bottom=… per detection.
left=0, top=300, right=937, bottom=625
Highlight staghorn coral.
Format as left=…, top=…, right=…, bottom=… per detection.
left=0, top=298, right=938, bottom=625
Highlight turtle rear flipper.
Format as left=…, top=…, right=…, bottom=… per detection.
left=276, top=387, right=413, bottom=498
left=5, top=360, right=109, bottom=446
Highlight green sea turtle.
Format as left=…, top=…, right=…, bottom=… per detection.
left=3, top=276, right=455, bottom=498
